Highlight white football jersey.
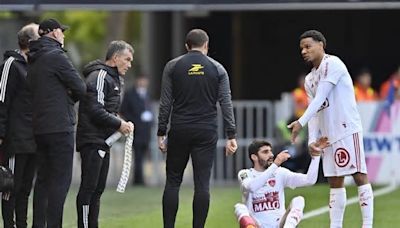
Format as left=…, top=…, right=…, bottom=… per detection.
left=238, top=167, right=298, bottom=228
left=304, top=54, right=362, bottom=143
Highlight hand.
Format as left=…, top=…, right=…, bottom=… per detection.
left=158, top=136, right=167, bottom=153
left=315, top=136, right=330, bottom=149
left=225, top=139, right=237, bottom=156
left=309, top=136, right=330, bottom=156
left=287, top=120, right=302, bottom=143
left=273, top=150, right=291, bottom=166
left=118, top=120, right=133, bottom=135
left=128, top=121, right=135, bottom=133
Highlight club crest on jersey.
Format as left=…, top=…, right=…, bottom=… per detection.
left=267, top=179, right=276, bottom=187
left=252, top=191, right=280, bottom=212
left=188, top=64, right=204, bottom=76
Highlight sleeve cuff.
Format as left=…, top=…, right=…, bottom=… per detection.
left=298, top=117, right=306, bottom=127
left=157, top=129, right=166, bottom=136
left=227, top=129, right=237, bottom=139
left=269, top=163, right=279, bottom=170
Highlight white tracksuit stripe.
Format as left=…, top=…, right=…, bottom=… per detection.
left=8, top=156, right=15, bottom=174
left=83, top=205, right=89, bottom=228
left=0, top=57, right=15, bottom=102
left=96, top=70, right=106, bottom=105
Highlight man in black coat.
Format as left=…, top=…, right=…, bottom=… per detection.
left=76, top=40, right=134, bottom=228
left=120, top=75, right=154, bottom=185
left=27, top=18, right=86, bottom=228
left=0, top=23, right=39, bottom=228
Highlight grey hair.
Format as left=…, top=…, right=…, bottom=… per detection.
left=18, top=23, right=39, bottom=50
left=105, top=40, right=134, bottom=61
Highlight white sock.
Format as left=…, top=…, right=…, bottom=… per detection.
left=329, top=188, right=346, bottom=228
left=283, top=196, right=305, bottom=228
left=234, top=203, right=250, bottom=220
left=358, top=184, right=374, bottom=228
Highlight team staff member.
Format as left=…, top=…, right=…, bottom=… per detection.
left=0, top=23, right=39, bottom=228
left=27, top=18, right=86, bottom=228
left=76, top=40, right=134, bottom=228
left=158, top=28, right=238, bottom=228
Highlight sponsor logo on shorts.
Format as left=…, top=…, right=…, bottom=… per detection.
left=334, top=148, right=350, bottom=167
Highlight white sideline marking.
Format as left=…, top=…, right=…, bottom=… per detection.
left=303, top=184, right=397, bottom=220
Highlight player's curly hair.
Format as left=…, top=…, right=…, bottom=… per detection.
left=300, top=30, right=327, bottom=49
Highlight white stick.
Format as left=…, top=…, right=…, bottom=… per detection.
left=105, top=131, right=123, bottom=147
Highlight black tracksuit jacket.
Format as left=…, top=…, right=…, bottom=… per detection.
left=76, top=60, right=122, bottom=151
left=0, top=50, right=35, bottom=156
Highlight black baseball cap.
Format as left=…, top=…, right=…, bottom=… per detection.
left=38, top=18, right=69, bottom=36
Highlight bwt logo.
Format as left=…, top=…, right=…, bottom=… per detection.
left=363, top=136, right=400, bottom=153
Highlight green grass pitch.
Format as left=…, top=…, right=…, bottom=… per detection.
left=2, top=184, right=399, bottom=227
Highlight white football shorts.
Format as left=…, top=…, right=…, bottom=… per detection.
left=322, top=132, right=368, bottom=177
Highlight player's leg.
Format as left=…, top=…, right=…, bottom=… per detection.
left=327, top=177, right=346, bottom=228
left=190, top=128, right=218, bottom=228
left=322, top=141, right=347, bottom=228
left=280, top=196, right=305, bottom=228
left=351, top=132, right=373, bottom=228
left=162, top=129, right=191, bottom=228
left=234, top=203, right=257, bottom=228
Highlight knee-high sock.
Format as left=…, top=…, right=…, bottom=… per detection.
left=234, top=203, right=257, bottom=228
left=358, top=184, right=373, bottom=228
left=329, top=188, right=346, bottom=228
left=283, top=196, right=305, bottom=228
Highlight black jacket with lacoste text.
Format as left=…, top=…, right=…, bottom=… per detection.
left=76, top=60, right=122, bottom=151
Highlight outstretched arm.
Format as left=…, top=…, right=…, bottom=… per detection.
left=284, top=137, right=329, bottom=188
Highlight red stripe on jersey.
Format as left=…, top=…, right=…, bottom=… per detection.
left=324, top=62, right=329, bottom=78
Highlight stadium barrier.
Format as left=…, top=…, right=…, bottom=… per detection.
left=70, top=99, right=400, bottom=186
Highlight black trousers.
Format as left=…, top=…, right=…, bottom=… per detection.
left=32, top=132, right=74, bottom=228
left=76, top=145, right=110, bottom=228
left=162, top=128, right=217, bottom=228
left=132, top=143, right=148, bottom=185
left=2, top=153, right=36, bottom=228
